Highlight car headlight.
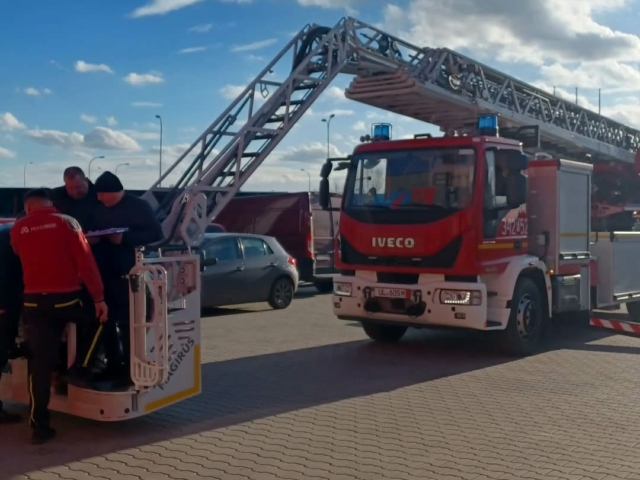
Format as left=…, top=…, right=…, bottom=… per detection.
left=439, top=289, right=482, bottom=306
left=334, top=282, right=352, bottom=297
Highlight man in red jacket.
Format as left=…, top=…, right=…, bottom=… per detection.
left=10, top=188, right=108, bottom=444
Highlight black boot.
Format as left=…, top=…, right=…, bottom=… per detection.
left=31, top=425, right=56, bottom=444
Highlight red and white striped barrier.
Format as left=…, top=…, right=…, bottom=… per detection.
left=590, top=317, right=640, bottom=335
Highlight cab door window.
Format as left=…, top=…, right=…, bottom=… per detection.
left=482, top=149, right=511, bottom=239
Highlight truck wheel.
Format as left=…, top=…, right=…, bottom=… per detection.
left=268, top=277, right=294, bottom=310
left=314, top=279, right=333, bottom=293
left=627, top=301, right=640, bottom=322
left=498, top=277, right=545, bottom=357
left=362, top=322, right=407, bottom=343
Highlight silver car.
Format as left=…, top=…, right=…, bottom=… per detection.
left=200, top=233, right=299, bottom=309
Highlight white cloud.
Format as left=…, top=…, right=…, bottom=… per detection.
left=26, top=129, right=84, bottom=149
left=129, top=0, right=206, bottom=17
left=26, top=127, right=141, bottom=151
left=325, top=86, right=346, bottom=102
left=122, top=129, right=160, bottom=141
left=132, top=101, right=163, bottom=108
left=150, top=143, right=191, bottom=158
left=296, top=0, right=359, bottom=8
left=75, top=60, right=114, bottom=74
left=106, top=116, right=118, bottom=126
left=188, top=23, right=213, bottom=33
left=178, top=46, right=208, bottom=54
left=382, top=0, right=640, bottom=66
left=0, top=146, right=15, bottom=159
left=352, top=120, right=366, bottom=131
left=230, top=39, right=277, bottom=52
left=124, top=72, right=164, bottom=86
left=272, top=141, right=344, bottom=165
left=539, top=60, right=640, bottom=92
left=0, top=113, right=26, bottom=131
left=219, top=84, right=246, bottom=100
left=308, top=108, right=354, bottom=117
left=80, top=114, right=97, bottom=124
left=23, top=87, right=51, bottom=96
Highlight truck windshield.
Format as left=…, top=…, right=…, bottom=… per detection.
left=344, top=147, right=476, bottom=212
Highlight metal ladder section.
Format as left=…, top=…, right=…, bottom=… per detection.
left=140, top=17, right=438, bottom=247
left=345, top=49, right=640, bottom=165
left=142, top=16, right=640, bottom=247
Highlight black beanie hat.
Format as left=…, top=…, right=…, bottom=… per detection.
left=95, top=171, right=124, bottom=193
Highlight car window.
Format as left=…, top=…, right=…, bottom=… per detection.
left=241, top=237, right=273, bottom=258
left=204, top=237, right=240, bottom=262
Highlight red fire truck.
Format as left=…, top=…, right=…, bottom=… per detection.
left=319, top=117, right=640, bottom=356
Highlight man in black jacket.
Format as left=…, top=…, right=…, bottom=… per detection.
left=92, top=171, right=163, bottom=384
left=50, top=166, right=101, bottom=231
left=0, top=223, right=23, bottom=423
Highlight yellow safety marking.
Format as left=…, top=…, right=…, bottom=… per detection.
left=144, top=344, right=202, bottom=413
left=561, top=232, right=588, bottom=237
left=54, top=299, right=80, bottom=308
left=82, top=325, right=103, bottom=368
left=23, top=302, right=37, bottom=307
left=478, top=241, right=529, bottom=250
left=29, top=374, right=36, bottom=425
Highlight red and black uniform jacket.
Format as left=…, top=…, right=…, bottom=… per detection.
left=10, top=207, right=104, bottom=303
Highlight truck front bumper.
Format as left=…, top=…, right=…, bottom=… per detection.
left=332, top=275, right=509, bottom=331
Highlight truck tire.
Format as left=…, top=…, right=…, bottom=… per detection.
left=498, top=277, right=545, bottom=357
left=314, top=278, right=333, bottom=293
left=627, top=301, right=640, bottom=322
left=362, top=322, right=407, bottom=343
left=268, top=277, right=295, bottom=310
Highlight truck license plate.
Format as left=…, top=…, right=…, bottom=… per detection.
left=374, top=287, right=410, bottom=299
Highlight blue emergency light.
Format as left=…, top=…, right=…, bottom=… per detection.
left=372, top=123, right=392, bottom=141
left=477, top=114, right=499, bottom=137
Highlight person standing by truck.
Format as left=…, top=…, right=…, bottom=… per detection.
left=91, top=172, right=163, bottom=385
left=10, top=188, right=108, bottom=444
left=50, top=166, right=101, bottom=232
left=0, top=221, right=23, bottom=424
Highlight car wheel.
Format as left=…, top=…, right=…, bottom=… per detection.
left=268, top=277, right=294, bottom=309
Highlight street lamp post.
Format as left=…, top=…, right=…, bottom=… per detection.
left=300, top=168, right=311, bottom=193
left=321, top=113, right=335, bottom=159
left=23, top=161, right=33, bottom=188
left=115, top=162, right=130, bottom=174
left=155, top=114, right=163, bottom=187
left=88, top=155, right=105, bottom=180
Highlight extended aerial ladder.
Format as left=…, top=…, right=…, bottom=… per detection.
left=141, top=16, right=640, bottom=250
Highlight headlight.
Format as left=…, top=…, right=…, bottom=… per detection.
left=439, top=289, right=482, bottom=306
left=334, top=282, right=352, bottom=297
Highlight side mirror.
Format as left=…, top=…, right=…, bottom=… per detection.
left=506, top=173, right=527, bottom=209
left=202, top=257, right=218, bottom=267
left=320, top=162, right=333, bottom=178
left=319, top=178, right=330, bottom=210
left=507, top=152, right=528, bottom=171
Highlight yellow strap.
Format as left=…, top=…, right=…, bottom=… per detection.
left=54, top=299, right=80, bottom=308
left=82, top=324, right=103, bottom=368
left=23, top=302, right=37, bottom=307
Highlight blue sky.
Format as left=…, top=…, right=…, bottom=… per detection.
left=1, top=0, right=640, bottom=191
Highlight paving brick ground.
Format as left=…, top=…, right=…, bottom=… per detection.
left=3, top=287, right=640, bottom=479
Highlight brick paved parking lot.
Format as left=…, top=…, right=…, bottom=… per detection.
left=4, top=286, right=640, bottom=479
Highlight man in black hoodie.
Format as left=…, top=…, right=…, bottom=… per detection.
left=50, top=167, right=101, bottom=231
left=92, top=171, right=163, bottom=384
left=0, top=222, right=23, bottom=423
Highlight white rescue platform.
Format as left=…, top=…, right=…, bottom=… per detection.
left=0, top=252, right=202, bottom=421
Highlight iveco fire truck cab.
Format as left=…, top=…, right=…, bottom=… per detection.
left=320, top=116, right=631, bottom=356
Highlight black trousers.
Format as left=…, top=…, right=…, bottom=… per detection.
left=0, top=309, right=20, bottom=410
left=101, top=277, right=130, bottom=379
left=22, top=291, right=86, bottom=428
